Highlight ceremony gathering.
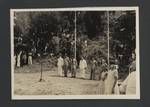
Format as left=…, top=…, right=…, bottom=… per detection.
left=11, top=8, right=139, bottom=98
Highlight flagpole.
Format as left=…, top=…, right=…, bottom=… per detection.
left=74, top=11, right=77, bottom=59
left=107, top=11, right=110, bottom=69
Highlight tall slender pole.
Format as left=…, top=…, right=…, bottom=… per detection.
left=107, top=11, right=110, bottom=69
left=74, top=11, right=77, bottom=59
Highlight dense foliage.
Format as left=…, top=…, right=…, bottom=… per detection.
left=14, top=11, right=136, bottom=73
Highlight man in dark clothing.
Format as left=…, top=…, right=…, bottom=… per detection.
left=90, top=58, right=97, bottom=80
left=63, top=55, right=70, bottom=77
left=99, top=59, right=108, bottom=80
left=71, top=58, right=78, bottom=78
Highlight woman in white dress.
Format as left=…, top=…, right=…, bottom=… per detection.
left=17, top=51, right=22, bottom=67
left=28, top=52, right=33, bottom=65
left=79, top=57, right=87, bottom=79
left=57, top=55, right=64, bottom=77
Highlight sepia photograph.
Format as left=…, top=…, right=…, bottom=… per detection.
left=10, top=7, right=140, bottom=99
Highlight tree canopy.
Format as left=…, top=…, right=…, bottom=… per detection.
left=14, top=11, right=136, bottom=72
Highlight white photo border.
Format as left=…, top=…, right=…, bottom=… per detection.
left=10, top=7, right=140, bottom=100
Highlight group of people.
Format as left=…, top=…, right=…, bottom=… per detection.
left=14, top=51, right=33, bottom=68
left=57, top=54, right=108, bottom=80
left=58, top=54, right=100, bottom=79
left=57, top=51, right=136, bottom=95
left=100, top=51, right=136, bottom=95
left=14, top=49, right=136, bottom=95
left=57, top=54, right=78, bottom=78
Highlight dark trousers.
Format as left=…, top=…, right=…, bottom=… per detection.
left=90, top=69, right=95, bottom=80
left=64, top=66, right=68, bottom=77
left=71, top=69, right=76, bottom=78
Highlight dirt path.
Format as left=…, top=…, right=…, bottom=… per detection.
left=14, top=71, right=103, bottom=95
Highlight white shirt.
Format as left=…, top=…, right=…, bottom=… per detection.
left=57, top=57, right=64, bottom=67
left=79, top=59, right=87, bottom=69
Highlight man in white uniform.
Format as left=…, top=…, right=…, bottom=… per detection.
left=57, top=55, right=64, bottom=77
left=79, top=57, right=87, bottom=79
